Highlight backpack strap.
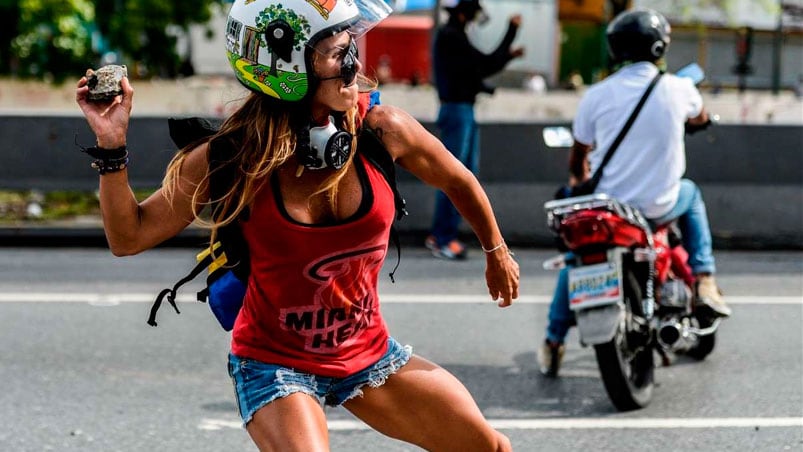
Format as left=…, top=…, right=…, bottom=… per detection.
left=147, top=252, right=214, bottom=326
left=149, top=118, right=244, bottom=327
left=357, top=127, right=407, bottom=282
left=358, top=127, right=407, bottom=221
left=207, top=135, right=251, bottom=278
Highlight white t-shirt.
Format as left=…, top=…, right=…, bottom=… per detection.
left=572, top=62, right=703, bottom=219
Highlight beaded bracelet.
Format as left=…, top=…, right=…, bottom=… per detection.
left=90, top=153, right=129, bottom=175
left=76, top=139, right=129, bottom=175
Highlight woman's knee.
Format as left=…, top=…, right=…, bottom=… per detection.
left=425, top=427, right=510, bottom=452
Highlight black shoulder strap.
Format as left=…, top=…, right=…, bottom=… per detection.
left=357, top=127, right=407, bottom=282
left=358, top=127, right=407, bottom=221
left=147, top=252, right=214, bottom=326
left=588, top=71, right=663, bottom=191
left=206, top=135, right=250, bottom=280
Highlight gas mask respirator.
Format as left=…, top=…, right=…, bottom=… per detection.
left=297, top=116, right=353, bottom=171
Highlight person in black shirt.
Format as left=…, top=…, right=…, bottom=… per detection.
left=426, top=0, right=524, bottom=260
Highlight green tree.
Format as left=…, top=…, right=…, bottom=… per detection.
left=3, top=0, right=225, bottom=81
left=11, top=0, right=95, bottom=82
left=94, top=0, right=226, bottom=78
left=255, top=4, right=311, bottom=76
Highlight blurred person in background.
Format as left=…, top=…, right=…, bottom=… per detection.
left=426, top=0, right=524, bottom=260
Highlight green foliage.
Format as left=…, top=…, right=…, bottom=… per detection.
left=95, top=0, right=226, bottom=78
left=11, top=0, right=95, bottom=83
left=3, top=0, right=227, bottom=82
left=0, top=189, right=156, bottom=223
left=38, top=191, right=100, bottom=220
left=255, top=5, right=311, bottom=51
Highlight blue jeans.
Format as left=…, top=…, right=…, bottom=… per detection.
left=430, top=102, right=479, bottom=247
left=545, top=179, right=716, bottom=344
left=651, top=179, right=716, bottom=275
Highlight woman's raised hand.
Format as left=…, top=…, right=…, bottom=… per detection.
left=76, top=76, right=133, bottom=148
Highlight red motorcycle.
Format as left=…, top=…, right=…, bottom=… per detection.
left=542, top=193, right=721, bottom=411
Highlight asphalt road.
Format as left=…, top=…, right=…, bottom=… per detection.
left=0, top=247, right=801, bottom=452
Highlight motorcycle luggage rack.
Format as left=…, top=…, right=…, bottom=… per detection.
left=544, top=193, right=650, bottom=233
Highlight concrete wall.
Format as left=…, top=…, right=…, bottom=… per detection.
left=0, top=116, right=800, bottom=248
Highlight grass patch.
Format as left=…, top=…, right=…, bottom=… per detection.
left=0, top=189, right=157, bottom=223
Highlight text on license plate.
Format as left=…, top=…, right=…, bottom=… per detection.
left=568, top=263, right=622, bottom=310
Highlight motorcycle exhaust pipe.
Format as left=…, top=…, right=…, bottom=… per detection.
left=658, top=318, right=722, bottom=351
left=689, top=318, right=722, bottom=336
left=658, top=321, right=682, bottom=348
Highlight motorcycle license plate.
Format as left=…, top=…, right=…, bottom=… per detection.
left=568, top=263, right=623, bottom=311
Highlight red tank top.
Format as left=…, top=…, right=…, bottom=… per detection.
left=231, top=154, right=395, bottom=377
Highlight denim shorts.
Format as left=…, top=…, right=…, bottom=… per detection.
left=227, top=337, right=412, bottom=426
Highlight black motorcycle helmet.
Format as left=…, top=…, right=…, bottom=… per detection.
left=606, top=9, right=671, bottom=64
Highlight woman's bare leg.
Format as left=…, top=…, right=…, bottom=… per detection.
left=343, top=355, right=511, bottom=452
left=245, top=392, right=329, bottom=452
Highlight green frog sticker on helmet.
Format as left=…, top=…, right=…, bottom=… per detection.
left=225, top=0, right=392, bottom=102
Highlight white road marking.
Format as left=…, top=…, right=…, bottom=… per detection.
left=0, top=293, right=800, bottom=305
left=198, top=417, right=803, bottom=431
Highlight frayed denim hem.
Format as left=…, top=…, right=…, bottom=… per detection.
left=340, top=344, right=413, bottom=404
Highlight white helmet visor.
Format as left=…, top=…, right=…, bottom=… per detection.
left=351, top=0, right=393, bottom=37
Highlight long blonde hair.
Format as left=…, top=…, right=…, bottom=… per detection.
left=162, top=90, right=360, bottom=245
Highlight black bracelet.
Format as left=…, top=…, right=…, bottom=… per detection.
left=75, top=137, right=130, bottom=175
left=90, top=154, right=129, bottom=175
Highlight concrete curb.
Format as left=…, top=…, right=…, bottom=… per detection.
left=1, top=222, right=798, bottom=250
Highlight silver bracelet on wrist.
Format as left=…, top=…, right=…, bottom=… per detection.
left=482, top=241, right=506, bottom=253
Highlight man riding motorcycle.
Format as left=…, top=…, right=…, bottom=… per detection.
left=539, top=8, right=731, bottom=377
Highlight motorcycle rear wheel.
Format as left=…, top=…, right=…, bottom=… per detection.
left=594, top=268, right=654, bottom=411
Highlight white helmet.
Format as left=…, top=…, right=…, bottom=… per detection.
left=225, top=0, right=392, bottom=101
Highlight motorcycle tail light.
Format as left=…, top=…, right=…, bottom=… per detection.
left=560, top=213, right=614, bottom=249
left=580, top=252, right=608, bottom=265
left=559, top=211, right=649, bottom=250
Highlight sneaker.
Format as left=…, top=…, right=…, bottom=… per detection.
left=426, top=236, right=467, bottom=260
left=538, top=339, right=565, bottom=377
left=695, top=274, right=731, bottom=318
left=424, top=235, right=438, bottom=252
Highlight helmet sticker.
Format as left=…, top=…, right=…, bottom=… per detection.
left=226, top=5, right=313, bottom=100
left=306, top=0, right=338, bottom=19
left=226, top=0, right=387, bottom=101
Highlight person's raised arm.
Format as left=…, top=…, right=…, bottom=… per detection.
left=364, top=105, right=519, bottom=306
left=463, top=14, right=524, bottom=80
left=76, top=76, right=206, bottom=256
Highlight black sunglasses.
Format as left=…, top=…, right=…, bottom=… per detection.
left=318, top=40, right=359, bottom=86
